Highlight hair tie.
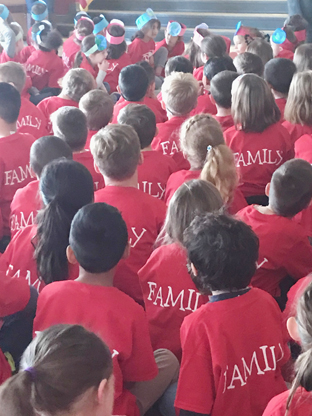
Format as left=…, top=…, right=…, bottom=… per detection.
left=25, top=367, right=36, bottom=381
left=207, top=145, right=212, bottom=153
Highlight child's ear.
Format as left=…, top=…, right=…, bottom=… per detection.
left=138, top=152, right=144, bottom=166
left=66, top=245, right=77, bottom=265
left=190, top=263, right=198, bottom=276
left=117, top=85, right=121, bottom=94
left=122, top=242, right=130, bottom=260
left=210, top=94, right=216, bottom=105
left=265, top=182, right=270, bottom=197
left=287, top=316, right=301, bottom=342
left=155, top=126, right=159, bottom=137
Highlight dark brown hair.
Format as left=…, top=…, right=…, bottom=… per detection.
left=79, top=89, right=114, bottom=131
left=106, top=24, right=127, bottom=60
left=131, top=18, right=160, bottom=41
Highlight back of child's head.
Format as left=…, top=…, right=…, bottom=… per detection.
left=200, top=35, right=227, bottom=58
left=284, top=71, right=312, bottom=126
left=90, top=124, right=141, bottom=180
left=137, top=60, right=155, bottom=85
left=264, top=58, right=296, bottom=94
left=180, top=113, right=224, bottom=170
left=31, top=0, right=48, bottom=21
left=61, top=68, right=95, bottom=102
left=0, top=61, right=26, bottom=94
left=232, top=73, right=280, bottom=132
left=164, top=55, right=193, bottom=77
left=183, top=212, right=259, bottom=293
left=92, top=14, right=109, bottom=35
left=233, top=52, right=264, bottom=76
left=161, top=72, right=198, bottom=116
left=70, top=203, right=128, bottom=273
left=294, top=44, right=312, bottom=72
left=118, top=64, right=149, bottom=102
left=118, top=103, right=156, bottom=149
left=51, top=107, right=88, bottom=152
left=32, top=21, right=63, bottom=51
left=75, top=17, right=94, bottom=43
left=106, top=23, right=127, bottom=60
left=0, top=82, right=21, bottom=124
left=79, top=89, right=114, bottom=131
left=210, top=70, right=239, bottom=108
left=74, top=34, right=106, bottom=68
left=246, top=38, right=273, bottom=66
left=30, top=136, right=73, bottom=177
left=203, top=56, right=236, bottom=81
left=269, top=159, right=312, bottom=217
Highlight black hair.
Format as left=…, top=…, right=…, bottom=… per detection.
left=32, top=22, right=63, bottom=52
left=188, top=28, right=211, bottom=68
left=74, top=19, right=94, bottom=45
left=203, top=56, right=236, bottom=81
left=31, top=1, right=47, bottom=17
left=233, top=52, right=264, bottom=76
left=284, top=14, right=309, bottom=32
left=74, top=34, right=98, bottom=68
left=210, top=70, right=239, bottom=109
left=0, top=82, right=21, bottom=124
left=69, top=203, right=128, bottom=273
left=106, top=24, right=127, bottom=60
left=118, top=64, right=149, bottom=101
left=117, top=103, right=156, bottom=149
left=30, top=136, right=73, bottom=177
left=137, top=60, right=155, bottom=84
left=131, top=18, right=160, bottom=41
left=34, top=159, right=94, bottom=285
left=201, top=35, right=227, bottom=58
left=165, top=55, right=193, bottom=77
left=183, top=213, right=259, bottom=293
left=264, top=58, right=296, bottom=94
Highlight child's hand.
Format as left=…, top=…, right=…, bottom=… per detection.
left=149, top=55, right=155, bottom=67
left=198, top=81, right=205, bottom=96
left=98, top=59, right=109, bottom=72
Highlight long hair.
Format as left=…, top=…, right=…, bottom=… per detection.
left=284, top=71, right=312, bottom=126
left=131, top=18, right=160, bottom=41
left=106, top=24, right=127, bottom=60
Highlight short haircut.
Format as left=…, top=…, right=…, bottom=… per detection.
left=200, top=35, right=227, bottom=58
left=183, top=213, right=259, bottom=293
left=165, top=56, right=193, bottom=77
left=246, top=38, right=273, bottom=66
left=30, top=136, right=73, bottom=177
left=284, top=14, right=309, bottom=32
left=210, top=70, right=239, bottom=109
left=51, top=107, right=88, bottom=151
left=69, top=203, right=128, bottom=273
left=0, top=82, right=21, bottom=123
left=90, top=124, right=141, bottom=180
left=118, top=65, right=149, bottom=102
left=0, top=61, right=26, bottom=93
left=203, top=56, right=236, bottom=81
left=269, top=159, right=312, bottom=217
left=233, top=52, right=264, bottom=76
left=264, top=58, right=296, bottom=94
left=161, top=72, right=198, bottom=116
left=294, top=44, right=312, bottom=72
left=61, top=69, right=95, bottom=102
left=137, top=60, right=155, bottom=85
left=79, top=90, right=114, bottom=131
left=284, top=71, right=312, bottom=125
left=118, top=104, right=156, bottom=149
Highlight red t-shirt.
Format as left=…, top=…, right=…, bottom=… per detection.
left=263, top=387, right=312, bottom=416
left=213, top=114, right=234, bottom=132
left=224, top=123, right=293, bottom=197
left=62, top=34, right=80, bottom=71
left=276, top=49, right=294, bottom=60
left=0, top=271, right=30, bottom=317
left=152, top=116, right=191, bottom=171
left=86, top=129, right=98, bottom=150
left=293, top=204, right=312, bottom=237
left=155, top=38, right=185, bottom=59
left=193, top=66, right=204, bottom=81
left=25, top=49, right=64, bottom=90
left=73, top=151, right=104, bottom=191
left=0, top=46, right=32, bottom=64
left=275, top=98, right=287, bottom=121
left=17, top=97, right=48, bottom=139
left=175, top=288, right=290, bottom=416
left=105, top=52, right=132, bottom=93
left=228, top=188, right=247, bottom=215
left=295, top=133, right=312, bottom=163
left=80, top=53, right=98, bottom=79
left=128, top=38, right=155, bottom=64
left=237, top=205, right=312, bottom=297
left=138, top=242, right=208, bottom=361
left=138, top=150, right=178, bottom=200
left=283, top=275, right=312, bottom=323
left=190, top=93, right=217, bottom=116
left=95, top=186, right=166, bottom=303
left=38, top=96, right=79, bottom=134
left=33, top=281, right=158, bottom=416
left=165, top=169, right=201, bottom=205
left=112, top=97, right=167, bottom=124
left=282, top=120, right=312, bottom=146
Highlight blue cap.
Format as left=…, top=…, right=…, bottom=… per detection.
left=272, top=28, right=286, bottom=45
left=0, top=4, right=9, bottom=21
left=136, top=8, right=157, bottom=30
left=31, top=1, right=48, bottom=21
left=168, top=21, right=181, bottom=36
left=93, top=14, right=109, bottom=35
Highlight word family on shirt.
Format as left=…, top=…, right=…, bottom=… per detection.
left=25, top=63, right=48, bottom=76
left=138, top=181, right=166, bottom=199
left=5, top=164, right=34, bottom=186
left=128, top=227, right=147, bottom=248
left=6, top=263, right=43, bottom=293
left=17, top=116, right=42, bottom=131
left=234, top=149, right=284, bottom=167
left=142, top=50, right=154, bottom=61
left=159, top=135, right=180, bottom=156
left=10, top=210, right=37, bottom=236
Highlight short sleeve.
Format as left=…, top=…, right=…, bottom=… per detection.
left=48, top=58, right=65, bottom=88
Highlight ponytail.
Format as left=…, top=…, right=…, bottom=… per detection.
left=131, top=29, right=145, bottom=41
left=0, top=371, right=34, bottom=416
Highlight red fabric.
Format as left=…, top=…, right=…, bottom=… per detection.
left=0, top=271, right=30, bottom=317
left=193, top=66, right=204, bottom=81
left=213, top=114, right=234, bottom=132
left=0, top=46, right=32, bottom=64
left=175, top=288, right=290, bottom=416
left=282, top=121, right=312, bottom=146
left=21, top=75, right=33, bottom=100
left=275, top=98, right=287, bottom=121
left=293, top=205, right=312, bottom=237
left=73, top=151, right=104, bottom=191
left=27, top=27, right=32, bottom=46
left=62, top=34, right=80, bottom=72
left=237, top=205, right=312, bottom=297
left=152, top=116, right=191, bottom=170
left=112, top=97, right=167, bottom=124
left=221, top=36, right=232, bottom=54
left=138, top=242, right=208, bottom=361
left=191, top=94, right=217, bottom=116
left=276, top=49, right=294, bottom=60
left=164, top=169, right=201, bottom=205
left=295, top=133, right=312, bottom=163
left=25, top=50, right=64, bottom=90
left=0, top=349, right=11, bottom=385
left=128, top=38, right=155, bottom=64
left=155, top=38, right=185, bottom=59
left=80, top=54, right=98, bottom=79
left=17, top=97, right=48, bottom=139
left=33, top=281, right=157, bottom=416
left=86, top=129, right=98, bottom=150
left=105, top=53, right=132, bottom=93
left=283, top=275, right=312, bottom=323
left=94, top=186, right=166, bottom=304
left=228, top=188, right=247, bottom=215
left=263, top=387, right=312, bottom=416
left=224, top=123, right=293, bottom=197
left=138, top=150, right=178, bottom=200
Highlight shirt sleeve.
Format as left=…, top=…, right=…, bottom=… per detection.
left=0, top=271, right=30, bottom=317
left=284, top=235, right=312, bottom=280
left=48, top=57, right=65, bottom=88
left=0, top=19, right=16, bottom=58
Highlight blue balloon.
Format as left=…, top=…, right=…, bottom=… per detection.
left=272, top=28, right=286, bottom=45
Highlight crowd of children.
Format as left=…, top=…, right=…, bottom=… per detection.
left=1, top=3, right=312, bottom=415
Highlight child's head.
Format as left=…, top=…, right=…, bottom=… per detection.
left=0, top=82, right=21, bottom=125
left=79, top=89, right=114, bottom=131
left=270, top=27, right=297, bottom=58
left=74, top=17, right=94, bottom=44
left=183, top=213, right=259, bottom=293
left=268, top=159, right=312, bottom=218
left=246, top=38, right=273, bottom=66
left=164, top=55, right=193, bottom=77
left=284, top=14, right=308, bottom=43
left=31, top=0, right=48, bottom=22
left=188, top=24, right=211, bottom=68
left=133, top=9, right=160, bottom=41
left=233, top=52, right=264, bottom=76
left=203, top=56, right=236, bottom=87
left=32, top=21, right=63, bottom=52
left=0, top=324, right=114, bottom=416
left=106, top=22, right=127, bottom=60
left=74, top=11, right=91, bottom=26
left=93, top=14, right=109, bottom=36
left=200, top=35, right=227, bottom=63
left=232, top=73, right=280, bottom=132
left=118, top=103, right=156, bottom=150
left=0, top=22, right=24, bottom=54
left=90, top=124, right=141, bottom=181
left=30, top=135, right=73, bottom=177
left=233, top=23, right=264, bottom=54
left=137, top=60, right=155, bottom=97
left=165, top=21, right=186, bottom=49
left=180, top=113, right=225, bottom=170
left=293, top=44, right=312, bottom=72
left=284, top=71, right=312, bottom=126
left=264, top=58, right=296, bottom=96
left=210, top=70, right=239, bottom=109
left=118, top=64, right=149, bottom=102
left=77, top=34, right=107, bottom=66
left=161, top=72, right=198, bottom=116
left=0, top=61, right=26, bottom=94
left=61, top=68, right=95, bottom=102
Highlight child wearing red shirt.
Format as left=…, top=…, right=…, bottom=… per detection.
left=90, top=124, right=166, bottom=304
left=0, top=20, right=30, bottom=64
left=233, top=51, right=264, bottom=76
left=270, top=27, right=297, bottom=61
left=175, top=212, right=290, bottom=416
left=26, top=0, right=48, bottom=47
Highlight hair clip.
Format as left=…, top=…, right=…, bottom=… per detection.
left=24, top=367, right=36, bottom=381
left=207, top=145, right=212, bottom=152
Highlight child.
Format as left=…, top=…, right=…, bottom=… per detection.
left=118, top=103, right=177, bottom=200
left=233, top=21, right=264, bottom=55
left=175, top=212, right=290, bottom=416
left=93, top=13, right=109, bottom=36
left=0, top=21, right=30, bottom=64
left=293, top=43, right=312, bottom=72
left=152, top=72, right=198, bottom=170
left=284, top=13, right=308, bottom=44
left=246, top=38, right=273, bottom=66
left=264, top=58, right=296, bottom=120
left=50, top=106, right=104, bottom=191
left=139, top=180, right=222, bottom=361
left=237, top=159, right=312, bottom=304
left=10, top=135, right=73, bottom=238
left=233, top=52, right=264, bottom=76
left=79, top=89, right=114, bottom=149
left=270, top=27, right=298, bottom=60
left=27, top=0, right=48, bottom=46
left=0, top=324, right=115, bottom=416
left=224, top=74, right=293, bottom=204
left=90, top=124, right=166, bottom=304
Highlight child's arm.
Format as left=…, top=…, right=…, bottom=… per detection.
left=96, top=60, right=109, bottom=90
left=0, top=18, right=16, bottom=58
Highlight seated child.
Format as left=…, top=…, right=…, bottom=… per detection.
left=246, top=38, right=273, bottom=66
left=90, top=124, right=166, bottom=304
left=79, top=89, right=114, bottom=149
left=264, top=58, right=296, bottom=120
left=93, top=13, right=109, bottom=36
left=185, top=23, right=211, bottom=68
left=50, top=106, right=104, bottom=191
left=175, top=212, right=290, bottom=416
left=0, top=20, right=31, bottom=64
left=233, top=22, right=265, bottom=55
left=10, top=135, right=72, bottom=238
left=270, top=27, right=298, bottom=60
left=118, top=103, right=177, bottom=200
left=293, top=43, right=312, bottom=72
left=27, top=0, right=49, bottom=46
left=233, top=51, right=264, bottom=76
left=284, top=13, right=308, bottom=44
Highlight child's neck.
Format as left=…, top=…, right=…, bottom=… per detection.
left=253, top=204, right=276, bottom=215
left=143, top=34, right=152, bottom=43
left=272, top=89, right=287, bottom=100
left=142, top=145, right=153, bottom=151
left=73, top=147, right=87, bottom=154
left=211, top=287, right=249, bottom=296
left=104, top=170, right=138, bottom=188
left=76, top=267, right=114, bottom=287
left=0, top=121, right=16, bottom=138
left=58, top=92, right=73, bottom=101
left=216, top=106, right=231, bottom=117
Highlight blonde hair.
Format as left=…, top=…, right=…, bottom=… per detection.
left=284, top=71, right=312, bottom=126
left=0, top=61, right=26, bottom=93
left=61, top=68, right=95, bottom=102
left=293, top=44, right=312, bottom=72
left=180, top=114, right=224, bottom=170
left=162, top=72, right=199, bottom=116
left=79, top=89, right=114, bottom=130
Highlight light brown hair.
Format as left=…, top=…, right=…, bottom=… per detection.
left=61, top=68, right=95, bottom=102
left=162, top=72, right=198, bottom=116
left=246, top=38, right=273, bottom=66
left=79, top=89, right=114, bottom=130
left=0, top=61, right=26, bottom=93
left=233, top=52, right=264, bottom=76
left=284, top=71, right=312, bottom=126
left=293, top=44, right=312, bottom=73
